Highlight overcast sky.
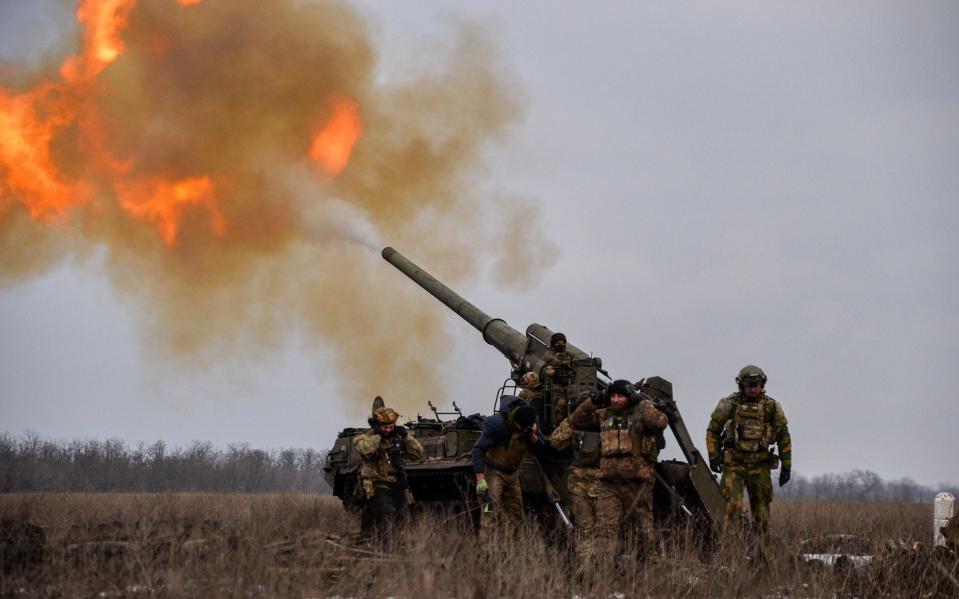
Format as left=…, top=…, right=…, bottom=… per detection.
left=1, top=1, right=957, bottom=486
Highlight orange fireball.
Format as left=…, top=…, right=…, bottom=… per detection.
left=309, top=96, right=363, bottom=180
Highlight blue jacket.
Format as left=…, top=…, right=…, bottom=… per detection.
left=471, top=396, right=545, bottom=474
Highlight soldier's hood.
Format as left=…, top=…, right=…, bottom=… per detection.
left=497, top=394, right=527, bottom=416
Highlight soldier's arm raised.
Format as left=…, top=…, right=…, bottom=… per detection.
left=403, top=434, right=424, bottom=461
left=548, top=419, right=574, bottom=451
left=353, top=434, right=381, bottom=460
left=569, top=397, right=601, bottom=431
left=637, top=399, right=668, bottom=432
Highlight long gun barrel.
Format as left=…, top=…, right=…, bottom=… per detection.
left=382, top=247, right=530, bottom=367
left=382, top=246, right=725, bottom=527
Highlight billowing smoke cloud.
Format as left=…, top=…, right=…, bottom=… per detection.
left=0, top=0, right=556, bottom=416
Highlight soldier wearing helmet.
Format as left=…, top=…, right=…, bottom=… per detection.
left=706, top=365, right=792, bottom=559
left=517, top=371, right=546, bottom=424
left=540, top=332, right=574, bottom=424
left=353, top=400, right=423, bottom=546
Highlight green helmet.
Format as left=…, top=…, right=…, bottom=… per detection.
left=736, top=364, right=767, bottom=386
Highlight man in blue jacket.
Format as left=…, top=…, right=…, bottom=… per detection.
left=471, top=395, right=545, bottom=533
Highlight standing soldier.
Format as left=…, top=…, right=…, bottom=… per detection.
left=541, top=332, right=574, bottom=423
left=353, top=404, right=424, bottom=547
left=706, top=365, right=792, bottom=558
left=549, top=406, right=602, bottom=561
left=518, top=371, right=546, bottom=428
left=570, top=380, right=668, bottom=557
left=471, top=396, right=545, bottom=535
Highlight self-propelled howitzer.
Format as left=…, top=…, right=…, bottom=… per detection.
left=380, top=246, right=725, bottom=528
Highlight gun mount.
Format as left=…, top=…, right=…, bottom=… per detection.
left=377, top=246, right=724, bottom=529
left=322, top=248, right=723, bottom=539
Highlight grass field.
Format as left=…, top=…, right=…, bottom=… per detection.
left=0, top=493, right=954, bottom=597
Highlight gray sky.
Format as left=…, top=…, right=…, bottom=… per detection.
left=1, top=1, right=957, bottom=486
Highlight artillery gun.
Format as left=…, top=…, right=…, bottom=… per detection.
left=324, top=247, right=724, bottom=535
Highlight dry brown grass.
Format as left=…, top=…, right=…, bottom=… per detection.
left=0, top=494, right=953, bottom=598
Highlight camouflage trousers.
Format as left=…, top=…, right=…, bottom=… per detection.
left=720, top=463, right=773, bottom=555
left=552, top=389, right=569, bottom=423
left=568, top=467, right=600, bottom=561
left=480, top=468, right=524, bottom=538
left=595, top=478, right=655, bottom=557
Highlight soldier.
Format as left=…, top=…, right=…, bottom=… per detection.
left=549, top=406, right=601, bottom=561
left=541, top=332, right=574, bottom=423
left=518, top=371, right=546, bottom=426
left=570, top=380, right=668, bottom=557
left=706, top=364, right=792, bottom=558
left=353, top=405, right=424, bottom=546
left=471, top=396, right=545, bottom=534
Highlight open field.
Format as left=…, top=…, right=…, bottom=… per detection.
left=0, top=493, right=954, bottom=597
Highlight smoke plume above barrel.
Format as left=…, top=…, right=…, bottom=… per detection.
left=0, top=0, right=555, bottom=415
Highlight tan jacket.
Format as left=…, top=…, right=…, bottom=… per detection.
left=353, top=430, right=423, bottom=485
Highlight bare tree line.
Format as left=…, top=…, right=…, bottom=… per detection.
left=777, top=468, right=958, bottom=502
left=0, top=433, right=330, bottom=493
left=2, top=433, right=954, bottom=499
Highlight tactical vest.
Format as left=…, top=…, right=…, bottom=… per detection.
left=598, top=408, right=659, bottom=462
left=485, top=431, right=531, bottom=471
left=724, top=397, right=776, bottom=463
left=572, top=431, right=601, bottom=468
left=545, top=352, right=574, bottom=386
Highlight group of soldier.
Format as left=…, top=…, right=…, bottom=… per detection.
left=352, top=332, right=792, bottom=561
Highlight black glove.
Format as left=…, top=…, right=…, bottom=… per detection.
left=709, top=456, right=723, bottom=474
left=593, top=390, right=611, bottom=408
left=779, top=468, right=791, bottom=487
left=395, top=425, right=408, bottom=438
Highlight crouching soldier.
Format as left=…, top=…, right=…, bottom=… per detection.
left=353, top=406, right=423, bottom=546
left=471, top=396, right=545, bottom=536
left=570, top=380, right=668, bottom=558
left=549, top=409, right=601, bottom=561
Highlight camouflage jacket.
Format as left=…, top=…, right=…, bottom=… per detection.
left=705, top=392, right=791, bottom=470
left=541, top=350, right=574, bottom=387
left=569, top=398, right=667, bottom=482
left=353, top=430, right=424, bottom=485
left=550, top=417, right=600, bottom=468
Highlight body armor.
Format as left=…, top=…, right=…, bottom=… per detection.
left=572, top=430, right=601, bottom=467
left=724, top=397, right=777, bottom=465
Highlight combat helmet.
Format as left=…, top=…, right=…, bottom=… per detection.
left=519, top=371, right=540, bottom=387
left=371, top=407, right=399, bottom=425
left=736, top=364, right=767, bottom=387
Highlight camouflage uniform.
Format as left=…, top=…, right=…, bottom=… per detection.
left=541, top=349, right=574, bottom=423
left=706, top=391, right=791, bottom=551
left=571, top=393, right=668, bottom=557
left=518, top=373, right=546, bottom=426
left=549, top=418, right=601, bottom=560
left=353, top=427, right=424, bottom=542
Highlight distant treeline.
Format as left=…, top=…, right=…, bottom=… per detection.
left=2, top=433, right=955, bottom=500
left=778, top=469, right=957, bottom=502
left=0, top=433, right=330, bottom=493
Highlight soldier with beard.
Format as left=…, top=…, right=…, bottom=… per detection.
left=353, top=404, right=424, bottom=546
left=570, top=380, right=668, bottom=558
left=706, top=365, right=792, bottom=560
